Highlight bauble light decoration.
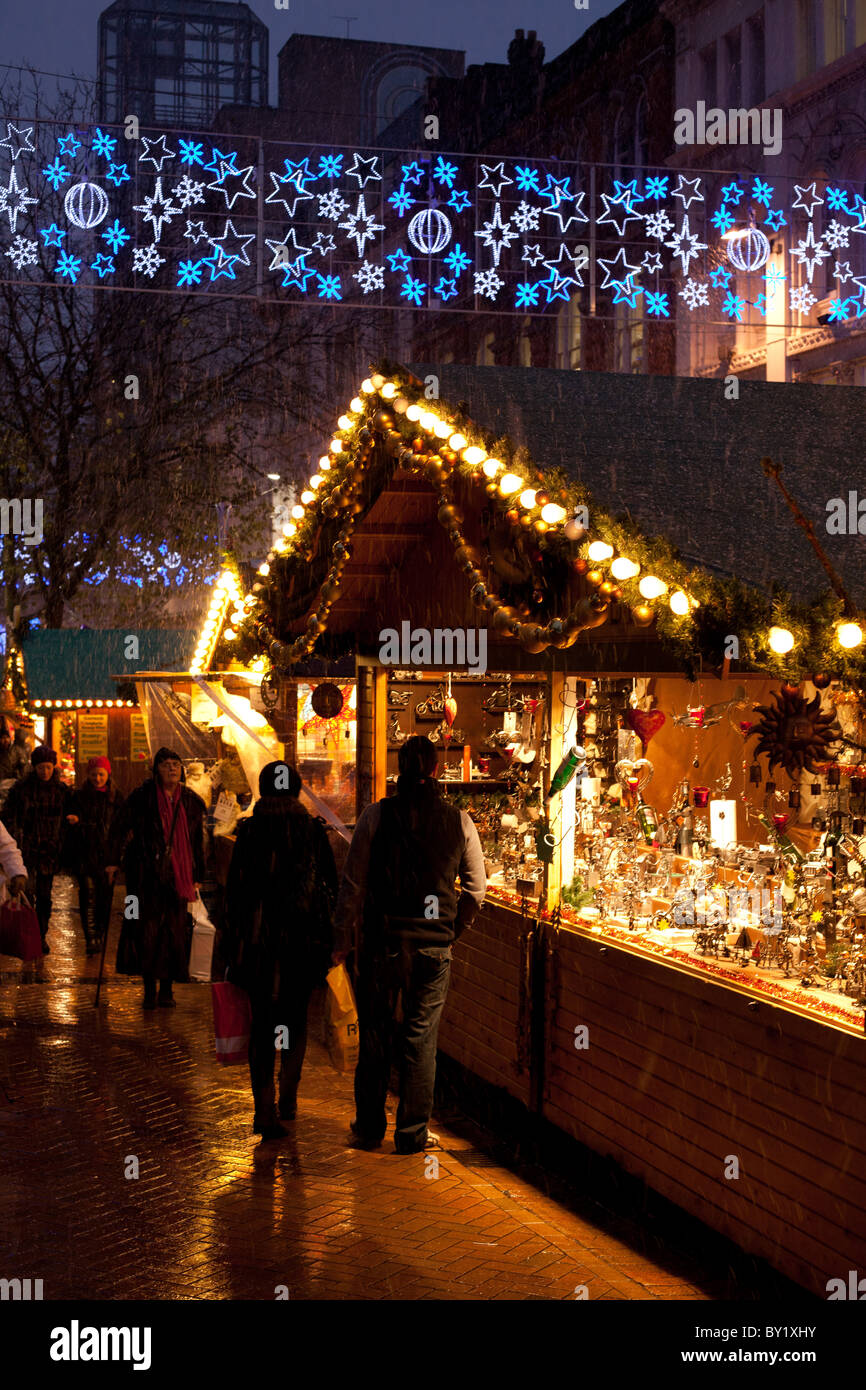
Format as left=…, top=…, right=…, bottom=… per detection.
left=724, top=215, right=771, bottom=273
left=837, top=621, right=864, bottom=649
left=564, top=515, right=587, bottom=541
left=64, top=181, right=110, bottom=229
left=407, top=207, right=452, bottom=255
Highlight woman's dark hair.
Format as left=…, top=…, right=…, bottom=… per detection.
left=259, top=760, right=302, bottom=798
left=397, top=735, right=438, bottom=785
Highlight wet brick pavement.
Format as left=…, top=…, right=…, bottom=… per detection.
left=0, top=877, right=719, bottom=1301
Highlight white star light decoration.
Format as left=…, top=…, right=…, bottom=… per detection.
left=0, top=167, right=38, bottom=233
left=133, top=178, right=180, bottom=242
left=789, top=222, right=830, bottom=282
left=475, top=202, right=518, bottom=267
left=0, top=122, right=36, bottom=161
left=265, top=227, right=311, bottom=271
left=666, top=215, right=708, bottom=275
left=338, top=194, right=385, bottom=255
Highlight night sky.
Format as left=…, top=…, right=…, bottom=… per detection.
left=4, top=0, right=623, bottom=98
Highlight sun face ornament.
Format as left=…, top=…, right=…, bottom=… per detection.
left=748, top=687, right=841, bottom=776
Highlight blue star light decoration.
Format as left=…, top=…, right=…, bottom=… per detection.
left=720, top=181, right=744, bottom=205
left=280, top=256, right=317, bottom=292
left=722, top=290, right=746, bottom=320
left=39, top=223, right=66, bottom=247
left=434, top=157, right=458, bottom=187
left=448, top=188, right=471, bottom=213
left=55, top=250, right=82, bottom=282
left=387, top=248, right=412, bottom=273
left=709, top=265, right=732, bottom=290
left=317, top=153, right=343, bottom=179
left=90, top=253, right=116, bottom=278
left=179, top=139, right=205, bottom=166
left=57, top=131, right=81, bottom=158
left=91, top=128, right=117, bottom=159
left=401, top=160, right=425, bottom=186
left=444, top=244, right=471, bottom=276
left=400, top=275, right=426, bottom=305
left=753, top=293, right=768, bottom=316
left=177, top=259, right=204, bottom=287
left=317, top=273, right=342, bottom=300
left=645, top=290, right=670, bottom=317
left=42, top=159, right=70, bottom=190
left=515, top=282, right=540, bottom=307
left=765, top=208, right=786, bottom=231
left=102, top=220, right=130, bottom=253
left=433, top=277, right=458, bottom=301
left=106, top=162, right=130, bottom=186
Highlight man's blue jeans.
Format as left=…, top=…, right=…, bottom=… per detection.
left=354, top=943, right=452, bottom=1152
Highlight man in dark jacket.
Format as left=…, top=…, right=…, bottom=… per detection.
left=106, top=747, right=206, bottom=1009
left=333, top=735, right=486, bottom=1154
left=66, top=756, right=125, bottom=955
left=224, top=761, right=337, bottom=1141
left=0, top=718, right=29, bottom=809
left=3, top=745, right=70, bottom=953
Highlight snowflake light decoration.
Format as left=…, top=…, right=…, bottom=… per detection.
left=824, top=220, right=850, bottom=251
left=55, top=249, right=82, bottom=282
left=645, top=290, right=670, bottom=317
left=644, top=175, right=668, bottom=200
left=722, top=290, right=746, bottom=320
left=789, top=283, right=816, bottom=315
left=474, top=267, right=504, bottom=300
left=645, top=208, right=673, bottom=240
left=317, top=189, right=348, bottom=221
left=515, top=282, right=540, bottom=308
left=132, top=245, right=166, bottom=278
left=91, top=128, right=116, bottom=159
left=388, top=185, right=416, bottom=216
left=177, top=259, right=203, bottom=287
left=433, top=157, right=458, bottom=187
left=679, top=278, right=709, bottom=310
left=512, top=201, right=540, bottom=233
left=444, top=243, right=471, bottom=276
left=354, top=261, right=385, bottom=293
left=4, top=236, right=38, bottom=270
left=318, top=154, right=343, bottom=180
left=179, top=139, right=205, bottom=166
left=515, top=165, right=540, bottom=192
left=171, top=176, right=206, bottom=209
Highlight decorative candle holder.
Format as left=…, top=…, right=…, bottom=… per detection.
left=693, top=786, right=710, bottom=808
left=772, top=813, right=789, bottom=832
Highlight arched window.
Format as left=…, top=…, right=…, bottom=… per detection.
left=375, top=64, right=430, bottom=135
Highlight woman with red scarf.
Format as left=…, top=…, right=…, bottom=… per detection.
left=106, top=747, right=206, bottom=1008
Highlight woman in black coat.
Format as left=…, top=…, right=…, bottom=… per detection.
left=223, top=760, right=336, bottom=1140
left=66, top=756, right=125, bottom=955
left=106, top=747, right=206, bottom=1009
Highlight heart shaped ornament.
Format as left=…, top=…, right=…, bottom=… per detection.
left=624, top=707, right=666, bottom=750
left=443, top=696, right=457, bottom=727
left=614, top=758, right=654, bottom=794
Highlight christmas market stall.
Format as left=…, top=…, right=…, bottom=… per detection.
left=6, top=629, right=196, bottom=794
left=205, top=361, right=866, bottom=1297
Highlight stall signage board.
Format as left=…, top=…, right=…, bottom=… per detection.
left=130, top=711, right=149, bottom=762
left=78, top=713, right=109, bottom=761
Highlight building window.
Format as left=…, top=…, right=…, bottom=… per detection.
left=476, top=332, right=495, bottom=365
left=615, top=302, right=645, bottom=374
left=724, top=27, right=742, bottom=108
left=556, top=298, right=581, bottom=370
left=518, top=319, right=532, bottom=367
left=375, top=64, right=428, bottom=135
left=635, top=93, right=648, bottom=168
left=799, top=0, right=818, bottom=77
left=748, top=11, right=765, bottom=104
left=699, top=42, right=717, bottom=108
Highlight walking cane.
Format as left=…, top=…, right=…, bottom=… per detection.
left=94, top=871, right=114, bottom=1007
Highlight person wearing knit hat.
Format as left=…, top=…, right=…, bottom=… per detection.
left=3, top=745, right=71, bottom=953
left=223, top=761, right=337, bottom=1140
left=67, top=756, right=125, bottom=956
left=106, top=748, right=206, bottom=1008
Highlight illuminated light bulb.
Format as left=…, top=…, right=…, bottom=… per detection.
left=34, top=700, right=41, bottom=708
left=301, top=490, right=315, bottom=505
left=587, top=541, right=614, bottom=562
left=292, top=505, right=305, bottom=520
left=670, top=590, right=690, bottom=617
left=768, top=625, right=795, bottom=654
left=330, top=438, right=343, bottom=453
left=350, top=397, right=363, bottom=413
left=482, top=458, right=502, bottom=478
left=462, top=446, right=487, bottom=466
left=275, top=540, right=287, bottom=554
left=639, top=575, right=667, bottom=600
left=541, top=503, right=567, bottom=524
left=381, top=382, right=397, bottom=399
left=338, top=414, right=352, bottom=431
left=76, top=700, right=83, bottom=707
left=406, top=404, right=422, bottom=421
left=433, top=420, right=451, bottom=439
left=449, top=432, right=468, bottom=451
left=224, top=628, right=236, bottom=641
left=320, top=459, right=331, bottom=471
left=499, top=473, right=523, bottom=496
left=360, top=378, right=374, bottom=393
left=370, top=372, right=385, bottom=390
left=393, top=396, right=408, bottom=414
left=267, top=472, right=280, bottom=481
left=519, top=489, right=538, bottom=509
left=419, top=410, right=438, bottom=431
left=258, top=563, right=270, bottom=577
left=85, top=700, right=93, bottom=707
left=283, top=522, right=297, bottom=537
left=610, top=557, right=640, bottom=581
left=837, top=621, right=863, bottom=649
left=96, top=700, right=104, bottom=707
left=310, top=475, right=323, bottom=489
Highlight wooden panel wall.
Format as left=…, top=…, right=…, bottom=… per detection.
left=439, top=902, right=533, bottom=1109
left=545, top=923, right=866, bottom=1297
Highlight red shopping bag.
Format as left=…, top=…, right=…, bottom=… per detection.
left=211, top=980, right=251, bottom=1066
left=0, top=896, right=43, bottom=962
